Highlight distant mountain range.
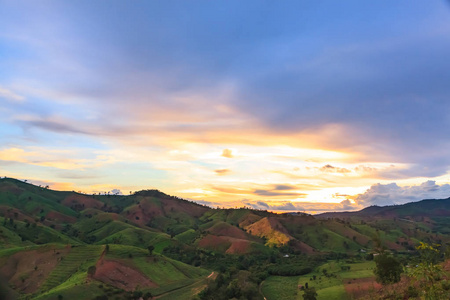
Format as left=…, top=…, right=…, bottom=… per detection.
left=317, top=197, right=450, bottom=219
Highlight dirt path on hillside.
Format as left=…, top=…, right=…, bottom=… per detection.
left=259, top=280, right=268, bottom=300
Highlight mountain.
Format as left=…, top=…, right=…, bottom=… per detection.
left=1, top=177, right=450, bottom=299
left=317, top=197, right=450, bottom=219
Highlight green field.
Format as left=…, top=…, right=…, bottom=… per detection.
left=262, top=261, right=376, bottom=300
left=40, top=245, right=104, bottom=292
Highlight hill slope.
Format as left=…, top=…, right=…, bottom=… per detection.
left=2, top=177, right=450, bottom=299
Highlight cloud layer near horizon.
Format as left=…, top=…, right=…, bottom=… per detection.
left=1, top=1, right=450, bottom=212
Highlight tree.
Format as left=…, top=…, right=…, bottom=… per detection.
left=374, top=253, right=403, bottom=285
left=408, top=242, right=444, bottom=299
left=303, top=287, right=317, bottom=300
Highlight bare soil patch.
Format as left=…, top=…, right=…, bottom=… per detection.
left=46, top=211, right=77, bottom=223
left=0, top=246, right=70, bottom=293
left=62, top=194, right=104, bottom=210
left=209, top=223, right=248, bottom=240
left=94, top=259, right=157, bottom=291
left=226, top=240, right=251, bottom=254
left=344, top=277, right=381, bottom=299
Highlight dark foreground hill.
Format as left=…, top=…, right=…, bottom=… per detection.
left=1, top=177, right=450, bottom=299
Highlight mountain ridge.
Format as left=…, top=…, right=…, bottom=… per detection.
left=2, top=176, right=450, bottom=299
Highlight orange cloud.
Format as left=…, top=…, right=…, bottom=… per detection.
left=221, top=149, right=233, bottom=158
left=214, top=169, right=231, bottom=175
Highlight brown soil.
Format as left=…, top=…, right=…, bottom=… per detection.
left=46, top=211, right=77, bottom=223
left=0, top=246, right=70, bottom=294
left=209, top=222, right=248, bottom=240
left=162, top=198, right=208, bottom=218
left=198, top=234, right=255, bottom=254
left=94, top=259, right=157, bottom=291
left=0, top=184, right=23, bottom=195
left=238, top=213, right=262, bottom=228
left=96, top=212, right=120, bottom=221
left=344, top=277, right=381, bottom=299
left=289, top=240, right=315, bottom=254
left=244, top=217, right=293, bottom=243
left=198, top=235, right=232, bottom=252
left=384, top=240, right=403, bottom=250
left=62, top=194, right=104, bottom=210
left=0, top=206, right=34, bottom=223
left=123, top=199, right=163, bottom=226
left=443, top=259, right=450, bottom=272
left=123, top=196, right=209, bottom=227
left=226, top=240, right=251, bottom=254
left=267, top=217, right=291, bottom=235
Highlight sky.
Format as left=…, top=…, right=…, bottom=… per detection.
left=1, top=1, right=450, bottom=213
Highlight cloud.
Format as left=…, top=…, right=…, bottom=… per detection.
left=214, top=169, right=231, bottom=175
left=0, top=87, right=25, bottom=102
left=244, top=201, right=296, bottom=211
left=1, top=1, right=450, bottom=207
left=212, top=184, right=307, bottom=198
left=20, top=119, right=89, bottom=135
left=109, top=189, right=123, bottom=195
left=320, top=164, right=351, bottom=173
left=0, top=147, right=115, bottom=170
left=274, top=184, right=295, bottom=190
left=253, top=189, right=307, bottom=197
left=256, top=201, right=269, bottom=208
left=243, top=199, right=360, bottom=213
left=192, top=199, right=222, bottom=207
left=355, top=180, right=450, bottom=206
left=340, top=199, right=354, bottom=210
left=221, top=149, right=233, bottom=158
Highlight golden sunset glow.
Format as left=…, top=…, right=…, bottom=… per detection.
left=1, top=1, right=450, bottom=213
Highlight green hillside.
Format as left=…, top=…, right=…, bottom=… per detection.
left=2, top=177, right=450, bottom=299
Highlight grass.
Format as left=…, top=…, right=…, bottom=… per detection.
left=262, top=276, right=300, bottom=300
left=263, top=260, right=376, bottom=300
left=40, top=245, right=103, bottom=292
left=134, top=256, right=189, bottom=284
left=175, top=229, right=199, bottom=244
left=156, top=276, right=210, bottom=300
left=0, top=218, right=81, bottom=246
left=0, top=181, right=78, bottom=218
left=104, top=244, right=209, bottom=297
left=0, top=223, right=33, bottom=248
left=301, top=226, right=360, bottom=252
left=339, top=261, right=375, bottom=279
left=34, top=282, right=105, bottom=300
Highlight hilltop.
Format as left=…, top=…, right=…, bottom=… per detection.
left=1, top=177, right=450, bottom=299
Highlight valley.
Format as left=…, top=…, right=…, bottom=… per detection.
left=1, top=177, right=450, bottom=299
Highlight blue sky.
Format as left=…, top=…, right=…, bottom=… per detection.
left=1, top=1, right=450, bottom=212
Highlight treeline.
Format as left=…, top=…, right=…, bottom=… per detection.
left=268, top=265, right=312, bottom=276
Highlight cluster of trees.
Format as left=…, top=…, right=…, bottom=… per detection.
left=198, top=270, right=262, bottom=300
left=268, top=266, right=312, bottom=276
left=372, top=241, right=450, bottom=299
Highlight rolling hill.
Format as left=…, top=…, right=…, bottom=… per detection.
left=1, top=177, right=450, bottom=299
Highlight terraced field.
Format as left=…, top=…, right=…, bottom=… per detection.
left=40, top=245, right=103, bottom=292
